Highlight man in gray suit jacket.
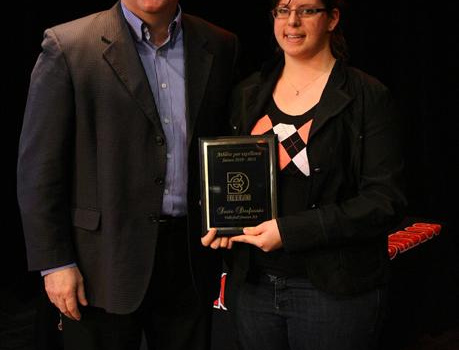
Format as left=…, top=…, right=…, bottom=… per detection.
left=17, top=0, right=239, bottom=349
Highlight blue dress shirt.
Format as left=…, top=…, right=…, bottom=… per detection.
left=123, top=3, right=187, bottom=216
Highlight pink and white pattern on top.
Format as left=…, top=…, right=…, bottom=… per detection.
left=251, top=114, right=313, bottom=176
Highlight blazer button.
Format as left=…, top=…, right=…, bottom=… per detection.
left=310, top=204, right=317, bottom=209
left=155, top=136, right=164, bottom=145
left=155, top=177, right=164, bottom=185
left=313, top=167, right=322, bottom=173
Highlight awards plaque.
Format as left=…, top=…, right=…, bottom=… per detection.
left=199, top=135, right=278, bottom=236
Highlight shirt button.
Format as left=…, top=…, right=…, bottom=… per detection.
left=161, top=83, right=167, bottom=89
left=164, top=189, right=169, bottom=195
left=164, top=118, right=170, bottom=124
left=166, top=153, right=171, bottom=159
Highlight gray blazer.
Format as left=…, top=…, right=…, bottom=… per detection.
left=17, top=2, right=239, bottom=314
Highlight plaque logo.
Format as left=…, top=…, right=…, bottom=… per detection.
left=227, top=172, right=249, bottom=194
left=226, top=172, right=251, bottom=202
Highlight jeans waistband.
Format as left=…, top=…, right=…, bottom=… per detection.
left=247, top=270, right=308, bottom=284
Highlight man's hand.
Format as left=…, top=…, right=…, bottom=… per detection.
left=230, top=219, right=283, bottom=252
left=44, top=266, right=88, bottom=321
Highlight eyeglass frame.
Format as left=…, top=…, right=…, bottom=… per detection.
left=272, top=6, right=327, bottom=19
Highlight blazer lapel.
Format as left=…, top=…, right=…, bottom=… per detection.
left=182, top=15, right=213, bottom=146
left=309, top=60, right=353, bottom=139
left=240, top=57, right=283, bottom=133
left=241, top=82, right=273, bottom=133
left=101, top=4, right=162, bottom=130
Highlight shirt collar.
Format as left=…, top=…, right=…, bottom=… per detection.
left=121, top=2, right=182, bottom=46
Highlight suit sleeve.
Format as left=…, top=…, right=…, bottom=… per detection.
left=17, top=29, right=76, bottom=270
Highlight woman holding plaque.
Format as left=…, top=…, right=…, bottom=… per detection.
left=202, top=0, right=406, bottom=349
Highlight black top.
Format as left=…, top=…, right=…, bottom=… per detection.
left=250, top=97, right=316, bottom=277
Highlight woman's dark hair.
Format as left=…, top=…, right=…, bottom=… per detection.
left=270, top=0, right=349, bottom=61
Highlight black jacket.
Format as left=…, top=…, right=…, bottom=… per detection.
left=227, top=56, right=407, bottom=297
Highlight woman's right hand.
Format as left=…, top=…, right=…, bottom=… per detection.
left=201, top=228, right=233, bottom=249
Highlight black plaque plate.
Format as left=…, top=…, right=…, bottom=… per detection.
left=199, top=135, right=278, bottom=236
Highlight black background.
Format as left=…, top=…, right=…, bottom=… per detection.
left=3, top=1, right=458, bottom=349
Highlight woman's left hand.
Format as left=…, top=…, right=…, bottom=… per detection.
left=230, top=219, right=283, bottom=252
left=201, top=228, right=231, bottom=249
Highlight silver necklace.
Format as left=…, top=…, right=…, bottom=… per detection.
left=284, top=71, right=327, bottom=96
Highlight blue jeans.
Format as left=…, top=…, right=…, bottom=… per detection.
left=232, top=274, right=387, bottom=350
